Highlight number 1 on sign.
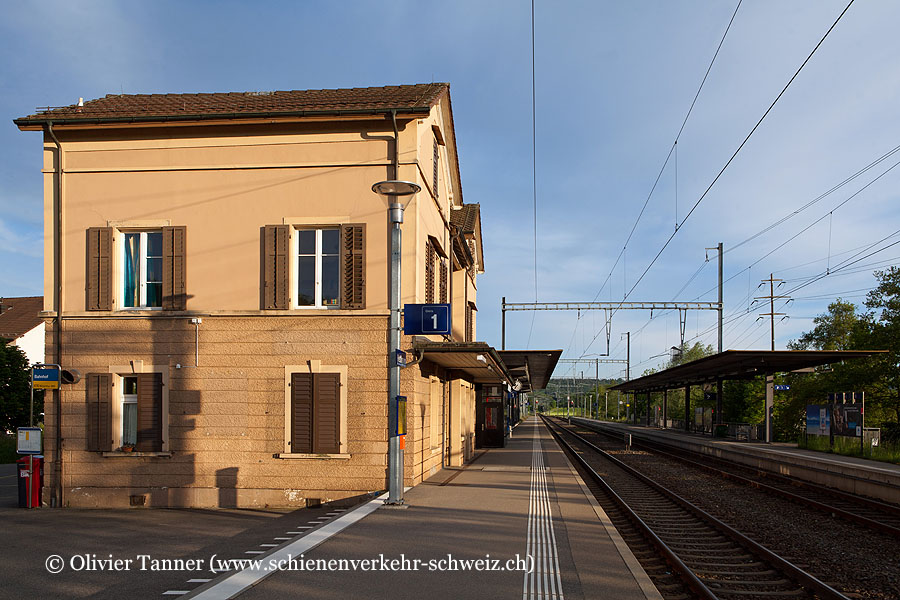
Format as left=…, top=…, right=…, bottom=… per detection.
left=431, top=313, right=438, bottom=329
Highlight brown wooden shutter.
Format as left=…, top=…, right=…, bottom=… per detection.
left=291, top=373, right=313, bottom=453
left=136, top=373, right=163, bottom=452
left=313, top=373, right=341, bottom=454
left=341, top=224, right=366, bottom=309
left=86, top=373, right=112, bottom=451
left=86, top=227, right=113, bottom=311
left=433, top=139, right=439, bottom=198
left=263, top=225, right=290, bottom=309
left=162, top=226, right=187, bottom=310
left=425, top=242, right=436, bottom=303
left=439, top=260, right=448, bottom=303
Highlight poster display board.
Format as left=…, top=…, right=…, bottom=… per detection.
left=806, top=405, right=831, bottom=436
left=832, top=403, right=862, bottom=437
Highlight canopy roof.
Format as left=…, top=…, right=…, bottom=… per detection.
left=497, top=350, right=562, bottom=392
left=414, top=341, right=513, bottom=386
left=610, top=350, right=884, bottom=393
left=413, top=342, right=561, bottom=392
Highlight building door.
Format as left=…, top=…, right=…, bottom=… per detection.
left=482, top=401, right=504, bottom=447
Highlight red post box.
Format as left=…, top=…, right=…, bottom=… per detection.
left=16, top=455, right=43, bottom=508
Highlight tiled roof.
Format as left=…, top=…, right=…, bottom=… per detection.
left=450, top=204, right=481, bottom=234
left=0, top=296, right=44, bottom=340
left=16, top=83, right=449, bottom=125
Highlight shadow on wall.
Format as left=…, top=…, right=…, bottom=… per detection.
left=217, top=467, right=238, bottom=508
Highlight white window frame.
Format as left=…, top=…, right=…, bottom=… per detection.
left=120, top=375, right=138, bottom=448
left=293, top=227, right=340, bottom=310
left=118, top=230, right=163, bottom=310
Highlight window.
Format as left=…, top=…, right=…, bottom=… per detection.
left=425, top=242, right=436, bottom=303
left=86, top=371, right=165, bottom=453
left=263, top=224, right=365, bottom=310
left=295, top=228, right=340, bottom=308
left=122, top=231, right=163, bottom=309
left=287, top=371, right=344, bottom=454
left=87, top=226, right=185, bottom=312
left=121, top=376, right=138, bottom=446
left=433, top=138, right=440, bottom=198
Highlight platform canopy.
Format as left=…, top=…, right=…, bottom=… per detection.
left=413, top=342, right=561, bottom=392
left=609, top=350, right=884, bottom=393
left=497, top=350, right=562, bottom=392
left=414, top=341, right=514, bottom=385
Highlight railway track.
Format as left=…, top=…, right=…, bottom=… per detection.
left=571, top=417, right=900, bottom=538
left=541, top=415, right=849, bottom=600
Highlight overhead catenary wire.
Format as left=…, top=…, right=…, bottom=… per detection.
left=576, top=1, right=855, bottom=362
left=622, top=0, right=857, bottom=303
left=566, top=0, right=744, bottom=361
left=526, top=0, right=538, bottom=349
left=590, top=0, right=743, bottom=304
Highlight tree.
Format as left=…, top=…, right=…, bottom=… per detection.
left=669, top=342, right=715, bottom=367
left=787, top=299, right=861, bottom=351
left=863, top=267, right=900, bottom=422
left=0, top=341, right=42, bottom=432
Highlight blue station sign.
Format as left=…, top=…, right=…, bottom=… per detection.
left=32, top=367, right=60, bottom=390
left=403, top=303, right=451, bottom=336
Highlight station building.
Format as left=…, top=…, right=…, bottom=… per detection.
left=16, top=83, right=549, bottom=508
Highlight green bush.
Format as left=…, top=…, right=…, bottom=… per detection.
left=881, top=422, right=900, bottom=445
left=0, top=434, right=17, bottom=464
left=799, top=433, right=900, bottom=464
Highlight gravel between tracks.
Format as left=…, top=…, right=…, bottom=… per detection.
left=563, top=422, right=900, bottom=600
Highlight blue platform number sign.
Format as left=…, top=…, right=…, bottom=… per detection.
left=403, top=304, right=451, bottom=335
left=774, top=385, right=790, bottom=391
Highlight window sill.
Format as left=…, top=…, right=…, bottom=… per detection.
left=275, top=453, right=351, bottom=460
left=101, top=451, right=173, bottom=458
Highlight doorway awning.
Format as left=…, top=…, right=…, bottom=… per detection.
left=413, top=341, right=514, bottom=385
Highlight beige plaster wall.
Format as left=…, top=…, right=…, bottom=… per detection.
left=34, top=98, right=483, bottom=508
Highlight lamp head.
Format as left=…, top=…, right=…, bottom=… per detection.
left=372, top=180, right=421, bottom=224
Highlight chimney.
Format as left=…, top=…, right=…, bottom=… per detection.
left=76, top=97, right=84, bottom=113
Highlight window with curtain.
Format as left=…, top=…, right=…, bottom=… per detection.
left=121, top=375, right=138, bottom=446
left=122, top=231, right=162, bottom=308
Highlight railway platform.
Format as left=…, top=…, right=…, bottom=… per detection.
left=580, top=417, right=900, bottom=504
left=184, top=417, right=660, bottom=600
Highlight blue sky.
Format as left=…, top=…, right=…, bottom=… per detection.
left=2, top=1, right=898, bottom=380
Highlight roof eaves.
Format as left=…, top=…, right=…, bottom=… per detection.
left=14, top=106, right=433, bottom=129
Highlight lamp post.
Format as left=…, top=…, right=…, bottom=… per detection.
left=372, top=179, right=420, bottom=506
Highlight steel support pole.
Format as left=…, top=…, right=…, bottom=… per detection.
left=765, top=374, right=774, bottom=443
left=662, top=389, right=668, bottom=429
left=387, top=208, right=404, bottom=505
left=716, top=378, right=724, bottom=425
left=626, top=332, right=630, bottom=382
left=718, top=242, right=723, bottom=353
left=684, top=385, right=691, bottom=432
left=501, top=297, right=506, bottom=351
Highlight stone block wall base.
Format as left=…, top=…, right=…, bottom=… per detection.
left=61, top=486, right=375, bottom=509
